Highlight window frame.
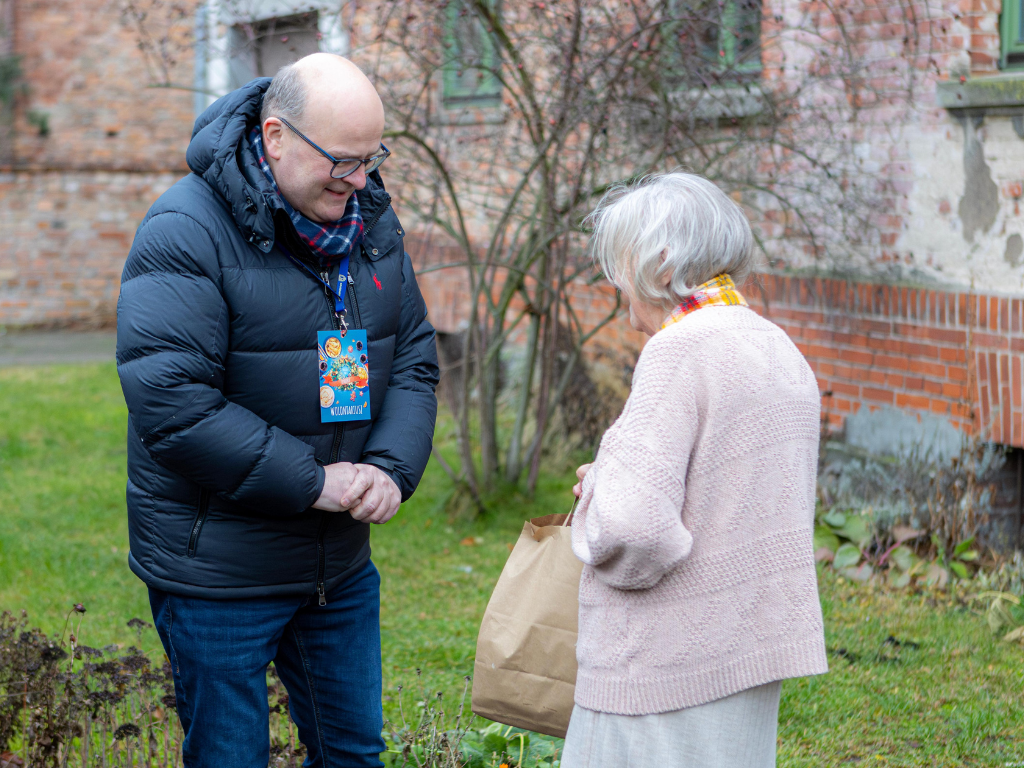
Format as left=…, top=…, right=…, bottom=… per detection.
left=663, top=0, right=763, bottom=86
left=718, top=0, right=762, bottom=75
left=441, top=0, right=503, bottom=108
left=1001, top=0, right=1024, bottom=70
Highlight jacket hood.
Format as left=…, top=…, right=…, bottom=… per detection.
left=187, top=78, right=279, bottom=252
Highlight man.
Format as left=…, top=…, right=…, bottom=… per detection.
left=116, top=54, right=438, bottom=767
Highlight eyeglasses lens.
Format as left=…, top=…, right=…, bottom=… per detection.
left=330, top=152, right=388, bottom=179
left=331, top=160, right=362, bottom=179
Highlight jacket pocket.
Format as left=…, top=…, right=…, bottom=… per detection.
left=186, top=489, right=210, bottom=558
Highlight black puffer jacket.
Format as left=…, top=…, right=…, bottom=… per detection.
left=116, top=79, right=439, bottom=600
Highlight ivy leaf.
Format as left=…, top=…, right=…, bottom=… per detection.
left=814, top=525, right=840, bottom=553
left=833, top=543, right=862, bottom=569
left=837, top=515, right=873, bottom=548
left=890, top=545, right=915, bottom=572
left=822, top=510, right=846, bottom=529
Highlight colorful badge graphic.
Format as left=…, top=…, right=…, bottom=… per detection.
left=317, top=330, right=370, bottom=423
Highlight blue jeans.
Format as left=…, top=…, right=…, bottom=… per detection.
left=149, top=560, right=385, bottom=768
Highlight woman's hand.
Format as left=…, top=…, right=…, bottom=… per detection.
left=572, top=463, right=593, bottom=498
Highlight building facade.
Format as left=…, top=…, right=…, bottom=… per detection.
left=1, top=0, right=1022, bottom=520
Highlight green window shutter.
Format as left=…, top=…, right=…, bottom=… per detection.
left=443, top=0, right=502, bottom=106
left=1002, top=0, right=1024, bottom=69
left=662, top=0, right=762, bottom=84
left=719, top=0, right=762, bottom=74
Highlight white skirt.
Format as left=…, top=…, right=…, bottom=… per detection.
left=560, top=681, right=781, bottom=768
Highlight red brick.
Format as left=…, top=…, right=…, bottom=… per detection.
left=863, top=386, right=895, bottom=404
left=1014, top=357, right=1022, bottom=409
left=973, top=331, right=1010, bottom=350
left=904, top=375, right=925, bottom=391
left=896, top=393, right=930, bottom=410
left=947, top=365, right=969, bottom=383
left=838, top=348, right=874, bottom=366
left=939, top=346, right=967, bottom=363
left=907, top=359, right=947, bottom=378
left=872, top=353, right=911, bottom=371
left=942, top=383, right=966, bottom=399
left=829, top=380, right=861, bottom=398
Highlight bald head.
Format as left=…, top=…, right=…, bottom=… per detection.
left=260, top=54, right=387, bottom=224
left=260, top=53, right=384, bottom=134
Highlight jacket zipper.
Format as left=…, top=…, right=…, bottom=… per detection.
left=317, top=267, right=339, bottom=606
left=315, top=514, right=329, bottom=606
left=187, top=489, right=210, bottom=558
left=302, top=194, right=387, bottom=606
left=362, top=193, right=391, bottom=238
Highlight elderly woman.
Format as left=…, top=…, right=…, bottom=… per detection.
left=565, top=173, right=828, bottom=767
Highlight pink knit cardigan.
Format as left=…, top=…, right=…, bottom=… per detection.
left=572, top=305, right=829, bottom=716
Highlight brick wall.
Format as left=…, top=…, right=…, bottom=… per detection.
left=0, top=171, right=178, bottom=326
left=754, top=274, right=1023, bottom=447
left=0, top=0, right=194, bottom=327
left=11, top=0, right=195, bottom=172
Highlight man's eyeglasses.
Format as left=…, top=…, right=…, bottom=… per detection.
left=277, top=117, right=390, bottom=180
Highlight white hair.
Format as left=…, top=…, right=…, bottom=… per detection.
left=588, top=173, right=755, bottom=309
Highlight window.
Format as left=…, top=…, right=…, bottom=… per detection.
left=663, top=0, right=762, bottom=84
left=227, top=12, right=322, bottom=90
left=442, top=0, right=502, bottom=107
left=1001, top=0, right=1024, bottom=70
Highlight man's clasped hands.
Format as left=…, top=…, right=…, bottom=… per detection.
left=313, top=463, right=401, bottom=524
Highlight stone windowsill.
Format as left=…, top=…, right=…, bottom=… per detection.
left=936, top=71, right=1024, bottom=110
left=669, top=85, right=765, bottom=120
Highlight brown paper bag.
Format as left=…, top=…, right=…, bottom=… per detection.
left=471, top=512, right=582, bottom=739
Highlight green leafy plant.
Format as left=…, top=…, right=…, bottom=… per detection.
left=928, top=534, right=980, bottom=587
left=25, top=109, right=49, bottom=137
left=458, top=722, right=562, bottom=767
left=814, top=508, right=876, bottom=581
left=978, top=591, right=1024, bottom=645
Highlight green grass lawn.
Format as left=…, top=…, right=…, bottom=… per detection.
left=1, top=362, right=1022, bottom=766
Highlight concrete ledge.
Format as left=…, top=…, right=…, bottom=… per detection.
left=669, top=85, right=765, bottom=120
left=937, top=72, right=1024, bottom=110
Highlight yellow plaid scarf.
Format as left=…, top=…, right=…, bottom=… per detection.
left=662, top=274, right=747, bottom=329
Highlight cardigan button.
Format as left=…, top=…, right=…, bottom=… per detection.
left=397, top=228, right=403, bottom=235
left=371, top=248, right=379, bottom=255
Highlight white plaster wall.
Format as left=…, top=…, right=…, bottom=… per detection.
left=900, top=112, right=1024, bottom=294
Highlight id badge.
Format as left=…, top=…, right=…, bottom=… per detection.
left=318, top=330, right=371, bottom=422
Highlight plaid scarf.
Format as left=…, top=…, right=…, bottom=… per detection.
left=662, top=274, right=748, bottom=329
left=248, top=125, right=363, bottom=266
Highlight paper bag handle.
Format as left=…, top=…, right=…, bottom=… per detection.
left=562, top=498, right=577, bottom=527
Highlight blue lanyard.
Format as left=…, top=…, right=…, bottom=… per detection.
left=278, top=244, right=350, bottom=318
